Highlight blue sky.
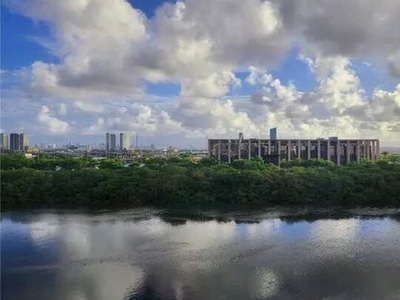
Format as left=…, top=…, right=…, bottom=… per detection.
left=1, top=0, right=400, bottom=146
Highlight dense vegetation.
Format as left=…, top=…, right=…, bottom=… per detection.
left=1, top=153, right=400, bottom=208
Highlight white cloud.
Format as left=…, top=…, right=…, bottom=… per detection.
left=83, top=103, right=185, bottom=136
left=5, top=0, right=147, bottom=97
left=246, top=67, right=273, bottom=86
left=37, top=106, right=70, bottom=134
left=73, top=101, right=106, bottom=114
left=2, top=0, right=400, bottom=146
left=246, top=56, right=400, bottom=143
left=181, top=72, right=241, bottom=98
left=278, top=0, right=400, bottom=78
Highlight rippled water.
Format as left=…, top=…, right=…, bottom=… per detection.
left=2, top=208, right=400, bottom=300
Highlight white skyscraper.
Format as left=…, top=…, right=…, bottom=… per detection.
left=19, top=133, right=30, bottom=150
left=120, top=133, right=130, bottom=151
left=0, top=133, right=9, bottom=150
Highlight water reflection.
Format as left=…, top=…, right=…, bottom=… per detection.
left=2, top=209, right=400, bottom=300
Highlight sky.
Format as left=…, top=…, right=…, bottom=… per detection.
left=1, top=0, right=400, bottom=147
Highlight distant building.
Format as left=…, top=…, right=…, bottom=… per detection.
left=208, top=132, right=380, bottom=165
left=119, top=133, right=130, bottom=150
left=105, top=133, right=117, bottom=151
left=0, top=133, right=9, bottom=150
left=106, top=133, right=110, bottom=151
left=19, top=133, right=30, bottom=150
left=270, top=127, right=277, bottom=140
left=10, top=133, right=20, bottom=151
left=110, top=134, right=116, bottom=150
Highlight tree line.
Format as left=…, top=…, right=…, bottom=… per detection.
left=1, top=153, right=400, bottom=208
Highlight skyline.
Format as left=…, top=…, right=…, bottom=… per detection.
left=1, top=0, right=400, bottom=147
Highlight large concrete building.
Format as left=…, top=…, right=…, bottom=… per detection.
left=106, top=133, right=117, bottom=151
left=0, top=133, right=9, bottom=150
left=19, top=133, right=30, bottom=150
left=119, top=133, right=130, bottom=151
left=106, top=133, right=110, bottom=151
left=10, top=133, right=20, bottom=151
left=106, top=132, right=129, bottom=151
left=208, top=133, right=380, bottom=165
left=8, top=133, right=30, bottom=151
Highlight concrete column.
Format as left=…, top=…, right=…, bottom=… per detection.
left=317, top=140, right=321, bottom=159
left=307, top=140, right=311, bottom=160
left=297, top=140, right=301, bottom=159
left=346, top=140, right=351, bottom=164
left=258, top=140, right=261, bottom=157
left=377, top=140, right=380, bottom=160
left=371, top=140, right=375, bottom=162
left=218, top=140, right=221, bottom=161
left=356, top=140, right=360, bottom=162
left=278, top=141, right=281, bottom=165
left=363, top=140, right=367, bottom=159
left=248, top=140, right=251, bottom=160
left=327, top=140, right=330, bottom=161
left=336, top=141, right=341, bottom=165
left=366, top=140, right=371, bottom=160
left=228, top=140, right=231, bottom=163
left=288, top=140, right=292, bottom=161
left=268, top=140, right=271, bottom=155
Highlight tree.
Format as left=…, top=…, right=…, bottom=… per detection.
left=99, top=158, right=123, bottom=169
left=199, top=156, right=219, bottom=167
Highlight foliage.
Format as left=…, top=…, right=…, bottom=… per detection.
left=1, top=153, right=400, bottom=208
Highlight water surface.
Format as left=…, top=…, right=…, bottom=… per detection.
left=2, top=208, right=400, bottom=300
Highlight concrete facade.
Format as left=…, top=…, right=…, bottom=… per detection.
left=10, top=133, right=20, bottom=151
left=19, top=133, right=30, bottom=150
left=0, top=133, right=9, bottom=150
left=208, top=137, right=380, bottom=165
left=119, top=133, right=130, bottom=150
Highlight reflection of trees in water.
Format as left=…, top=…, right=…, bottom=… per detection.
left=279, top=213, right=352, bottom=224
left=126, top=284, right=166, bottom=300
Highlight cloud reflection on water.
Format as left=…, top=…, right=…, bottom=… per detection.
left=2, top=210, right=400, bottom=300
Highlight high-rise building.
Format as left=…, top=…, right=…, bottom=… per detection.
left=119, top=133, right=130, bottom=151
left=0, top=133, right=9, bottom=150
left=106, top=133, right=118, bottom=151
left=10, top=133, right=20, bottom=150
left=270, top=127, right=277, bottom=140
left=19, top=133, right=30, bottom=150
left=110, top=134, right=117, bottom=150
left=106, top=133, right=110, bottom=151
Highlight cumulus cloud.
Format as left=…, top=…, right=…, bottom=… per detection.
left=5, top=0, right=148, bottom=97
left=37, top=106, right=70, bottom=134
left=277, top=0, right=400, bottom=78
left=181, top=72, right=241, bottom=98
left=245, top=56, right=400, bottom=142
left=83, top=103, right=185, bottom=136
left=4, top=0, right=289, bottom=98
left=2, top=0, right=400, bottom=145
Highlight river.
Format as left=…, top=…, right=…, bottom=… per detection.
left=2, top=208, right=400, bottom=300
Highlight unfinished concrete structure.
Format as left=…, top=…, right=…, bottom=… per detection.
left=208, top=135, right=380, bottom=165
